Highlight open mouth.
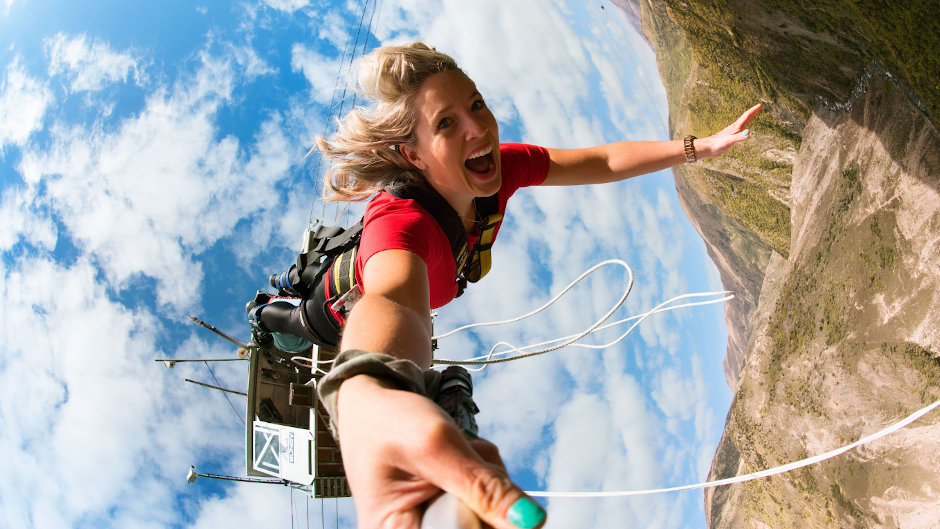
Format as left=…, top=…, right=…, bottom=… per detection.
left=464, top=145, right=495, bottom=175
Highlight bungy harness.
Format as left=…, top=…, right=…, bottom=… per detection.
left=274, top=183, right=504, bottom=348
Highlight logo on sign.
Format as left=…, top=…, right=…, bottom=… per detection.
left=288, top=432, right=295, bottom=463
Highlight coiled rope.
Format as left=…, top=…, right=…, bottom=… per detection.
left=432, top=259, right=732, bottom=369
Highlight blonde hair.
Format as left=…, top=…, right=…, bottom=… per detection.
left=316, top=42, right=464, bottom=201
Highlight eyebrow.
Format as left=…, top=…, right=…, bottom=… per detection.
left=429, top=90, right=483, bottom=123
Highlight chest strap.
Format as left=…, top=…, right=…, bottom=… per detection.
left=385, top=185, right=502, bottom=287
left=464, top=209, right=503, bottom=283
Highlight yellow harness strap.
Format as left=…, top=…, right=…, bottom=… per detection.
left=465, top=212, right=504, bottom=283
left=454, top=240, right=469, bottom=282
left=332, top=245, right=357, bottom=296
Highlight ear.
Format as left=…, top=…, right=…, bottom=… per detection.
left=398, top=144, right=428, bottom=170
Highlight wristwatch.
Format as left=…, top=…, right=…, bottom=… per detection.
left=683, top=135, right=697, bottom=163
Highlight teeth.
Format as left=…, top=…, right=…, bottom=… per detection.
left=466, top=145, right=493, bottom=161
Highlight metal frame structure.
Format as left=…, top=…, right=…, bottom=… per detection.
left=244, top=343, right=350, bottom=498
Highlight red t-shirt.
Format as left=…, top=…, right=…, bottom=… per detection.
left=355, top=143, right=549, bottom=309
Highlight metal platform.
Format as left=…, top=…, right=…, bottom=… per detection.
left=244, top=343, right=350, bottom=498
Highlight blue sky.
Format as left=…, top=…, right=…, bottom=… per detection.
left=0, top=1, right=733, bottom=527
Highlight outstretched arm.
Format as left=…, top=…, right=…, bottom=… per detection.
left=542, top=104, right=762, bottom=186
left=334, top=249, right=545, bottom=529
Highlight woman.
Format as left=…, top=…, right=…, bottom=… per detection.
left=287, top=42, right=759, bottom=529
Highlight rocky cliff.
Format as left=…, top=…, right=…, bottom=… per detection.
left=704, top=71, right=940, bottom=529
left=632, top=0, right=940, bottom=526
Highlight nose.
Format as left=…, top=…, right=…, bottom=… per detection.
left=464, top=112, right=486, bottom=140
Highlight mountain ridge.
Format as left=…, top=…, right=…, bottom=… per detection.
left=627, top=0, right=940, bottom=525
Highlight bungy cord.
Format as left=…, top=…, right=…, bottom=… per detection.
left=526, top=399, right=940, bottom=498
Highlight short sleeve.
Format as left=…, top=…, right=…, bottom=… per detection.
left=498, top=143, right=550, bottom=195
left=355, top=191, right=458, bottom=307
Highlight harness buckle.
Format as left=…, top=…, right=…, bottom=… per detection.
left=329, top=284, right=361, bottom=314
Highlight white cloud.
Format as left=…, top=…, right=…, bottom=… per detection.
left=262, top=0, right=310, bottom=13
left=0, top=185, right=57, bottom=251
left=17, top=52, right=295, bottom=310
left=45, top=33, right=141, bottom=92
left=317, top=10, right=354, bottom=52
left=653, top=366, right=696, bottom=421
left=546, top=393, right=617, bottom=490
left=0, top=58, right=53, bottom=149
left=541, top=370, right=689, bottom=529
left=475, top=355, right=566, bottom=464
left=291, top=43, right=345, bottom=104
left=188, top=480, right=356, bottom=528
left=228, top=40, right=276, bottom=79
left=0, top=24, right=323, bottom=524
left=0, top=255, right=247, bottom=528
left=584, top=18, right=668, bottom=140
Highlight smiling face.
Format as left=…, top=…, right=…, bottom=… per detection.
left=399, top=70, right=501, bottom=218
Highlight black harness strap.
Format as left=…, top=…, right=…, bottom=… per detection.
left=286, top=183, right=504, bottom=346
left=386, top=184, right=469, bottom=281
left=386, top=184, right=502, bottom=288
left=297, top=223, right=363, bottom=274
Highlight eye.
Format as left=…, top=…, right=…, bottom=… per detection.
left=471, top=98, right=486, bottom=111
left=437, top=117, right=452, bottom=130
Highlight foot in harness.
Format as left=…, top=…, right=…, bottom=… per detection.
left=248, top=221, right=363, bottom=350
left=246, top=290, right=314, bottom=352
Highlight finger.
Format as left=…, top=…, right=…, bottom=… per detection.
left=467, top=436, right=506, bottom=469
left=415, top=424, right=546, bottom=529
left=732, top=103, right=762, bottom=131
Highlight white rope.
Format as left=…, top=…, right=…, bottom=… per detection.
left=433, top=260, right=633, bottom=369
left=526, top=398, right=940, bottom=498
left=433, top=259, right=734, bottom=370
left=433, top=259, right=633, bottom=340
left=291, top=356, right=331, bottom=377
left=437, top=291, right=733, bottom=371
left=536, top=291, right=734, bottom=351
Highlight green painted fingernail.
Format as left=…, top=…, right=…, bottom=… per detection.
left=744, top=129, right=750, bottom=137
left=463, top=428, right=478, bottom=438
left=507, top=497, right=545, bottom=529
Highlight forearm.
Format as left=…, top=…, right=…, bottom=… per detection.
left=340, top=292, right=433, bottom=369
left=592, top=133, right=737, bottom=180
left=598, top=139, right=688, bottom=182
left=544, top=140, right=687, bottom=186
left=543, top=104, right=760, bottom=187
